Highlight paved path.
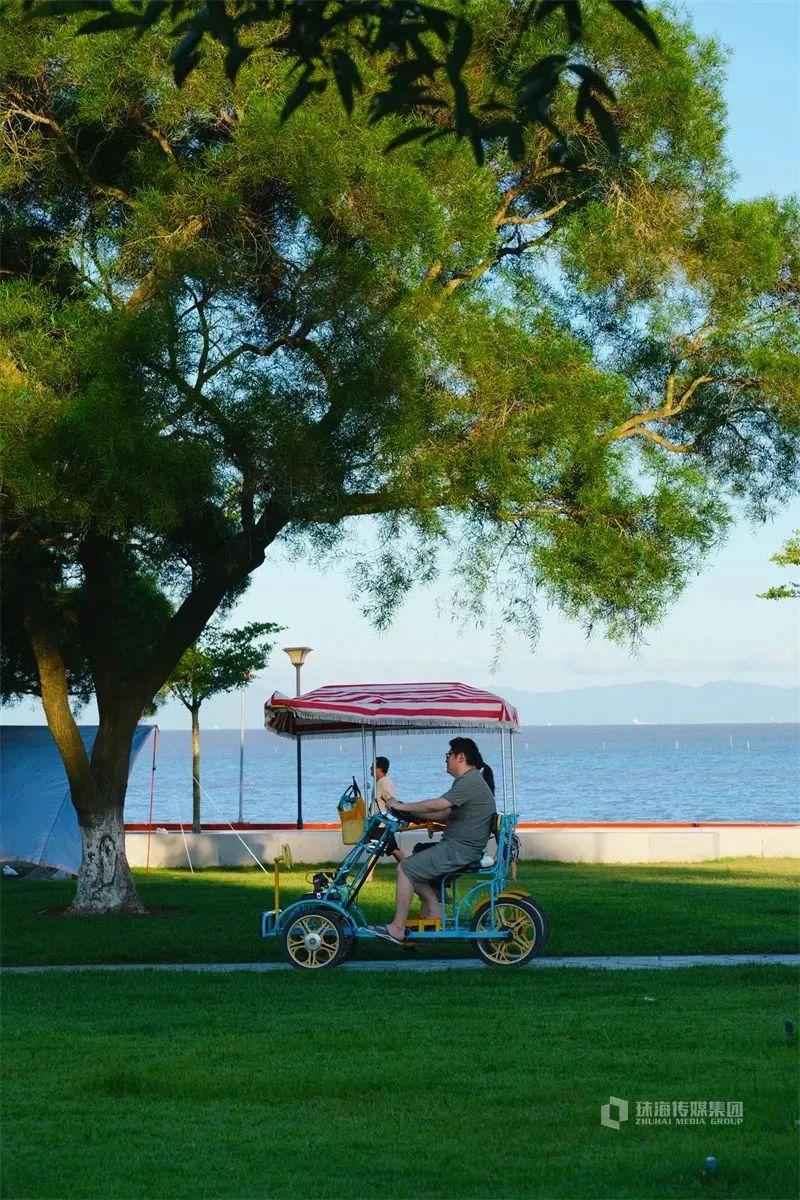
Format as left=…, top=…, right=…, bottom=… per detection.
left=3, top=954, right=798, bottom=974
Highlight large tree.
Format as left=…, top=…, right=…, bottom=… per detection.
left=2, top=2, right=798, bottom=911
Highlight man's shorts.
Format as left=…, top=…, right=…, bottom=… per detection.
left=400, top=838, right=481, bottom=885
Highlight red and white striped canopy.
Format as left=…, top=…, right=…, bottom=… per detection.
left=265, top=682, right=519, bottom=738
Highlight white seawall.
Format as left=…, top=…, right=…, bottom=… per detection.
left=124, top=823, right=800, bottom=869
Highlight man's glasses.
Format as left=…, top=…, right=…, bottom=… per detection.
left=445, top=750, right=455, bottom=759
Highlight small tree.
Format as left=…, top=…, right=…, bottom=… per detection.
left=161, top=622, right=281, bottom=831
left=758, top=532, right=800, bottom=600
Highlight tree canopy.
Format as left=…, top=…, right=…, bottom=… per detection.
left=163, top=622, right=281, bottom=713
left=758, top=532, right=800, bottom=601
left=21, top=0, right=661, bottom=164
left=1, top=1, right=798, bottom=908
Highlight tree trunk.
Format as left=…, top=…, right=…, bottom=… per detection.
left=72, top=808, right=142, bottom=913
left=77, top=711, right=145, bottom=915
left=25, top=609, right=144, bottom=914
left=191, top=704, right=201, bottom=833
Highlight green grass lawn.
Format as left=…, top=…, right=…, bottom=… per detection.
left=1, top=965, right=797, bottom=1199
left=1, top=858, right=797, bottom=967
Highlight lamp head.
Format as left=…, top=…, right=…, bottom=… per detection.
left=283, top=646, right=313, bottom=667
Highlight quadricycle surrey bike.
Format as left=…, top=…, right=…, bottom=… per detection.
left=260, top=682, right=549, bottom=970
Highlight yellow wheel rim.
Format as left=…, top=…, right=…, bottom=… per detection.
left=475, top=901, right=536, bottom=964
left=286, top=913, right=342, bottom=968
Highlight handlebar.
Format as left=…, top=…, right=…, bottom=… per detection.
left=386, top=809, right=446, bottom=832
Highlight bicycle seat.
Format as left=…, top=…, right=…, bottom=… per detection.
left=439, top=861, right=482, bottom=886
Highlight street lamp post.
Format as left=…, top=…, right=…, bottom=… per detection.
left=238, top=683, right=246, bottom=824
left=283, top=647, right=312, bottom=830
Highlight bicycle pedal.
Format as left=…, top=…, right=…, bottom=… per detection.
left=404, top=917, right=442, bottom=933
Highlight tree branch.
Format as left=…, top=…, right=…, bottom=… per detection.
left=4, top=99, right=137, bottom=208
left=127, top=217, right=205, bottom=310
left=137, top=118, right=174, bottom=158
left=130, top=501, right=288, bottom=708
left=606, top=373, right=764, bottom=447
left=620, top=428, right=693, bottom=453
left=440, top=234, right=552, bottom=297
left=198, top=314, right=321, bottom=385
left=495, top=200, right=570, bottom=227
left=605, top=374, right=713, bottom=442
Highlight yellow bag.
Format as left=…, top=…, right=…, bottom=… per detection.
left=337, top=783, right=366, bottom=845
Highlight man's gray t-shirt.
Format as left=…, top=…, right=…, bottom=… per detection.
left=441, top=768, right=496, bottom=853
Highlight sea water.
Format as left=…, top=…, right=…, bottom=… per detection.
left=124, top=723, right=799, bottom=825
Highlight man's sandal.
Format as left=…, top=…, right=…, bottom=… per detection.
left=366, top=924, right=405, bottom=945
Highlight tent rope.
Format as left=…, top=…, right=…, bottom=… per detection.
left=193, top=776, right=271, bottom=875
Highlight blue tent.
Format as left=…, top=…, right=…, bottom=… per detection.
left=0, top=725, right=155, bottom=876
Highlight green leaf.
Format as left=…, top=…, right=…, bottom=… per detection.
left=469, top=127, right=485, bottom=166
left=447, top=17, right=472, bottom=76
left=75, top=12, right=143, bottom=34
left=575, top=79, right=591, bottom=124
left=517, top=54, right=568, bottom=110
left=370, top=86, right=446, bottom=123
left=173, top=47, right=201, bottom=86
left=22, top=0, right=112, bottom=14
left=280, top=70, right=328, bottom=123
left=608, top=0, right=660, bottom=49
left=533, top=0, right=582, bottom=42
left=382, top=125, right=434, bottom=153
left=331, top=49, right=363, bottom=116
left=224, top=43, right=253, bottom=82
left=138, top=0, right=171, bottom=32
left=506, top=121, right=526, bottom=162
left=586, top=94, right=620, bottom=155
left=569, top=63, right=616, bottom=104
left=515, top=0, right=540, bottom=34
left=168, top=28, right=203, bottom=84
left=478, top=119, right=527, bottom=162
left=414, top=5, right=453, bottom=41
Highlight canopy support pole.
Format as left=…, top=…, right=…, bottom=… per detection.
left=296, top=733, right=303, bottom=831
left=500, top=730, right=508, bottom=814
left=361, top=726, right=368, bottom=805
left=509, top=728, right=517, bottom=817
left=371, top=728, right=378, bottom=814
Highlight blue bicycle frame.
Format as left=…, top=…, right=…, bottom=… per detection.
left=261, top=806, right=522, bottom=943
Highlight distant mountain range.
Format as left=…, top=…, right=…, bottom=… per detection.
left=3, top=679, right=797, bottom=730
left=495, top=681, right=799, bottom=725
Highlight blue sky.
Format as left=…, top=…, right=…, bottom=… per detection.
left=684, top=0, right=799, bottom=201
left=6, top=1, right=799, bottom=728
